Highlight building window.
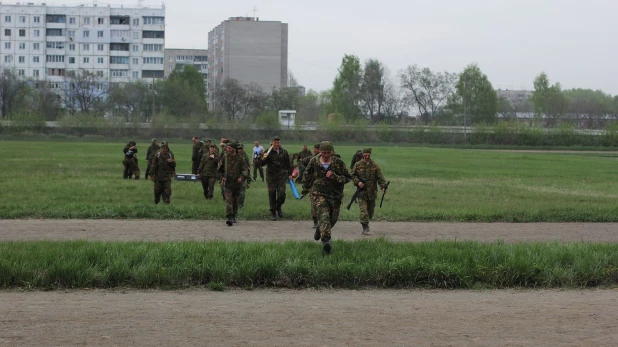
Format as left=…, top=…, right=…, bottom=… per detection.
left=132, top=45, right=139, bottom=52
left=46, top=42, right=65, bottom=49
left=83, top=44, right=90, bottom=51
left=132, top=71, right=138, bottom=78
left=110, top=43, right=130, bottom=51
left=132, top=31, right=139, bottom=39
left=4, top=56, right=12, bottom=63
left=142, top=17, right=164, bottom=25
left=46, top=55, right=65, bottom=63
left=132, top=18, right=139, bottom=26
left=33, top=43, right=40, bottom=50
left=47, top=69, right=66, bottom=76
left=168, top=65, right=173, bottom=71
left=142, top=31, right=164, bottom=39
left=67, top=30, right=75, bottom=38
left=97, top=71, right=104, bottom=77
left=97, top=44, right=104, bottom=51
left=97, top=57, right=104, bottom=64
left=69, top=44, right=75, bottom=51
left=83, top=57, right=90, bottom=63
left=69, top=57, right=75, bottom=64
left=83, top=31, right=90, bottom=38
left=19, top=43, right=25, bottom=50
left=33, top=56, right=40, bottom=63
left=46, top=29, right=64, bottom=36
left=5, top=16, right=11, bottom=23
left=4, top=29, right=10, bottom=37
left=98, top=18, right=104, bottom=24
left=34, top=16, right=40, bottom=23
left=33, top=70, right=39, bottom=77
left=18, top=56, right=25, bottom=63
left=34, top=30, right=40, bottom=37
left=143, top=44, right=162, bottom=51
left=46, top=15, right=66, bottom=24
left=84, top=17, right=90, bottom=25
left=98, top=31, right=104, bottom=38
left=143, top=57, right=163, bottom=64
left=142, top=70, right=164, bottom=78
left=111, top=70, right=128, bottom=77
left=168, top=56, right=173, bottom=61
left=19, top=29, right=25, bottom=37
left=18, top=69, right=25, bottom=76
left=132, top=57, right=139, bottom=65
left=111, top=30, right=130, bottom=38
left=19, top=16, right=26, bottom=23
left=69, top=17, right=76, bottom=24
left=110, top=56, right=129, bottom=64
left=4, top=42, right=10, bottom=49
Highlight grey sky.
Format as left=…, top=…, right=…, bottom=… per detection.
left=35, top=0, right=618, bottom=94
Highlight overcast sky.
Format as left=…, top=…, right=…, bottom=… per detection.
left=33, top=0, right=618, bottom=95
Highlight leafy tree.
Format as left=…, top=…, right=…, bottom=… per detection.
left=167, top=65, right=206, bottom=98
left=0, top=68, right=30, bottom=118
left=399, top=65, right=457, bottom=124
left=530, top=72, right=567, bottom=126
left=160, top=65, right=207, bottom=119
left=360, top=59, right=385, bottom=119
left=331, top=54, right=363, bottom=120
left=29, top=81, right=62, bottom=121
left=454, top=63, right=498, bottom=124
left=564, top=89, right=615, bottom=129
left=107, top=81, right=152, bottom=122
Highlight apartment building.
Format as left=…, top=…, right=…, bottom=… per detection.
left=208, top=17, right=288, bottom=107
left=164, top=48, right=208, bottom=94
left=0, top=3, right=165, bottom=88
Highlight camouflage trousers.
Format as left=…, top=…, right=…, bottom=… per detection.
left=239, top=180, right=248, bottom=207
left=358, top=198, right=376, bottom=224
left=224, top=183, right=242, bottom=218
left=154, top=180, right=172, bottom=204
left=312, top=195, right=342, bottom=242
left=145, top=161, right=152, bottom=179
left=201, top=176, right=216, bottom=199
left=253, top=160, right=264, bottom=181
left=267, top=177, right=287, bottom=211
left=123, top=157, right=140, bottom=179
left=191, top=161, right=199, bottom=175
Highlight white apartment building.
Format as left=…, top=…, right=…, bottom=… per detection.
left=0, top=3, right=165, bottom=89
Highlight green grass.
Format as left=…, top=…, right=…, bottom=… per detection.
left=2, top=140, right=618, bottom=221
left=1, top=239, right=617, bottom=289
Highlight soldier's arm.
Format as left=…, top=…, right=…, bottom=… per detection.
left=350, top=162, right=361, bottom=186
left=330, top=160, right=351, bottom=184
left=301, top=158, right=315, bottom=189
left=285, top=150, right=294, bottom=175
left=376, top=164, right=387, bottom=189
left=197, top=154, right=207, bottom=174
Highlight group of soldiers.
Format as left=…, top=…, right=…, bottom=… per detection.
left=122, top=136, right=389, bottom=254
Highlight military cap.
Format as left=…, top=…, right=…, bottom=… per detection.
left=151, top=138, right=157, bottom=143
left=161, top=143, right=169, bottom=149
left=237, top=143, right=244, bottom=149
left=319, top=141, right=334, bottom=152
left=228, top=142, right=239, bottom=150
left=356, top=149, right=362, bottom=153
left=363, top=148, right=372, bottom=154
left=272, top=135, right=281, bottom=141
left=314, top=143, right=321, bottom=149
left=161, top=141, right=168, bottom=145
left=210, top=144, right=216, bottom=148
left=199, top=141, right=204, bottom=145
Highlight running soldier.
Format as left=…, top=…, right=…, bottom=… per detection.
left=197, top=144, right=219, bottom=200
left=237, top=143, right=252, bottom=208
left=191, top=136, right=201, bottom=175
left=122, top=141, right=140, bottom=179
left=144, top=138, right=160, bottom=179
left=218, top=142, right=249, bottom=226
left=300, top=144, right=321, bottom=228
left=259, top=136, right=294, bottom=220
left=351, top=148, right=388, bottom=234
left=302, top=141, right=351, bottom=254
left=150, top=143, right=176, bottom=204
left=296, top=144, right=312, bottom=183
left=252, top=140, right=265, bottom=182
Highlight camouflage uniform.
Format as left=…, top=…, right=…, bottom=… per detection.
left=218, top=147, right=249, bottom=225
left=351, top=150, right=387, bottom=233
left=122, top=141, right=140, bottom=179
left=238, top=148, right=252, bottom=208
left=302, top=147, right=351, bottom=245
left=296, top=148, right=312, bottom=183
left=259, top=138, right=293, bottom=219
left=145, top=140, right=160, bottom=179
left=197, top=146, right=219, bottom=199
left=191, top=139, right=201, bottom=175
left=300, top=144, right=321, bottom=227
left=150, top=147, right=176, bottom=204
left=350, top=151, right=363, bottom=169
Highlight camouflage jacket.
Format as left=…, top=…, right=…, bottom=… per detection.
left=217, top=153, right=249, bottom=188
left=150, top=152, right=176, bottom=181
left=146, top=144, right=160, bottom=161
left=155, top=148, right=174, bottom=159
left=259, top=146, right=293, bottom=182
left=351, top=159, right=387, bottom=201
left=123, top=144, right=138, bottom=159
left=302, top=154, right=351, bottom=201
left=297, top=149, right=312, bottom=166
left=350, top=153, right=362, bottom=169
left=197, top=152, right=219, bottom=177
left=192, top=142, right=201, bottom=162
left=241, top=151, right=253, bottom=182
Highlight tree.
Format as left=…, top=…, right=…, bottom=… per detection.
left=167, top=65, right=206, bottom=98
left=29, top=81, right=62, bottom=121
left=564, top=89, right=614, bottom=129
left=331, top=54, right=363, bottom=120
left=107, top=81, right=152, bottom=122
left=242, top=83, right=268, bottom=120
left=399, top=65, right=457, bottom=124
left=271, top=86, right=302, bottom=111
left=530, top=72, right=567, bottom=126
left=360, top=59, right=385, bottom=119
left=0, top=68, right=29, bottom=119
left=454, top=63, right=498, bottom=124
left=62, top=69, right=108, bottom=115
left=214, top=78, right=246, bottom=121
left=497, top=96, right=517, bottom=122
left=160, top=65, right=207, bottom=119
left=297, top=89, right=329, bottom=123
left=381, top=74, right=410, bottom=122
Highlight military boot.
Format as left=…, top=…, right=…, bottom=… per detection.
left=135, top=176, right=140, bottom=180
left=314, top=225, right=321, bottom=241
left=232, top=215, right=237, bottom=224
left=277, top=208, right=285, bottom=218
left=226, top=217, right=233, bottom=226
left=270, top=210, right=277, bottom=221
left=322, top=240, right=331, bottom=254
left=312, top=217, right=318, bottom=229
left=362, top=223, right=370, bottom=235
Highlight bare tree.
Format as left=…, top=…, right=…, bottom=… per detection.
left=214, top=78, right=246, bottom=121
left=107, top=81, right=151, bottom=121
left=0, top=68, right=29, bottom=119
left=382, top=74, right=410, bottom=121
left=63, top=69, right=108, bottom=115
left=399, top=65, right=457, bottom=124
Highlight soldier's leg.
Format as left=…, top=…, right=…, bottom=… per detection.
left=330, top=199, right=342, bottom=228
left=133, top=158, right=140, bottom=180
left=267, top=180, right=277, bottom=219
left=317, top=197, right=334, bottom=254
left=275, top=178, right=287, bottom=217
left=162, top=180, right=172, bottom=204
left=206, top=177, right=215, bottom=199
left=201, top=177, right=209, bottom=199
left=123, top=160, right=129, bottom=179
left=259, top=165, right=264, bottom=181
left=232, top=188, right=240, bottom=222
left=359, top=198, right=370, bottom=234
left=252, top=161, right=258, bottom=181
left=154, top=181, right=162, bottom=204
left=239, top=181, right=247, bottom=207
left=145, top=162, right=151, bottom=179
left=367, top=200, right=376, bottom=220
left=220, top=181, right=225, bottom=200
left=224, top=189, right=234, bottom=225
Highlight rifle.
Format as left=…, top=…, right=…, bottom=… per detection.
left=222, top=153, right=228, bottom=195
left=346, top=178, right=367, bottom=210
left=379, top=181, right=390, bottom=208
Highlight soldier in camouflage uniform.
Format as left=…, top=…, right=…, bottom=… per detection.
left=296, top=144, right=312, bottom=183
left=122, top=141, right=140, bottom=179
left=259, top=135, right=294, bottom=220
left=218, top=140, right=230, bottom=200
left=299, top=144, right=321, bottom=228
left=144, top=138, right=160, bottom=179
left=218, top=142, right=249, bottom=226
left=191, top=136, right=201, bottom=175
left=197, top=144, right=219, bottom=200
left=150, top=143, right=176, bottom=204
left=302, top=141, right=351, bottom=254
left=351, top=148, right=387, bottom=234
left=350, top=150, right=363, bottom=169
left=237, top=143, right=252, bottom=208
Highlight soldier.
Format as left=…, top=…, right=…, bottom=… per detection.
left=302, top=141, right=350, bottom=254
left=350, top=150, right=363, bottom=169
left=197, top=144, right=219, bottom=200
left=122, top=141, right=140, bottom=180
left=350, top=148, right=388, bottom=235
left=150, top=143, right=176, bottom=204
left=218, top=142, right=249, bottom=226
left=237, top=143, right=252, bottom=208
left=300, top=143, right=321, bottom=228
left=145, top=138, right=160, bottom=179
left=191, top=136, right=201, bottom=175
left=259, top=135, right=294, bottom=220
left=252, top=140, right=265, bottom=182
left=296, top=144, right=312, bottom=183
left=218, top=140, right=230, bottom=200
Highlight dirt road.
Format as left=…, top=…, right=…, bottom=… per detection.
left=2, top=220, right=618, bottom=346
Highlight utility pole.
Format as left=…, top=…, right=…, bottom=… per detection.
left=463, top=80, right=467, bottom=143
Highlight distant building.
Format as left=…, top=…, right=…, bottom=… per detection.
left=497, top=89, right=533, bottom=106
left=164, top=48, right=208, bottom=94
left=278, top=110, right=296, bottom=128
left=208, top=16, right=288, bottom=107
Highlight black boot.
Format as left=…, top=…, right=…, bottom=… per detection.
left=362, top=223, right=369, bottom=235
left=277, top=208, right=285, bottom=218
left=322, top=239, right=331, bottom=254
left=270, top=210, right=277, bottom=221
left=232, top=215, right=237, bottom=224
left=314, top=225, right=321, bottom=241
left=226, top=217, right=233, bottom=226
left=312, top=217, right=318, bottom=229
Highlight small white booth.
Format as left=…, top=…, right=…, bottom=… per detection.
left=278, top=110, right=296, bottom=128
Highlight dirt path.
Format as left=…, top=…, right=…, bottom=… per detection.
left=2, top=219, right=618, bottom=243
left=2, top=220, right=618, bottom=346
left=1, top=289, right=617, bottom=346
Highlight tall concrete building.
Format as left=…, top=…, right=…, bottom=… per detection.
left=164, top=48, right=208, bottom=94
left=208, top=17, right=288, bottom=107
left=0, top=3, right=165, bottom=89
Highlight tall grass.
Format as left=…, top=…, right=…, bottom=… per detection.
left=1, top=239, right=617, bottom=289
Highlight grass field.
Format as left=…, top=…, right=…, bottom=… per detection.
left=2, top=140, right=618, bottom=221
